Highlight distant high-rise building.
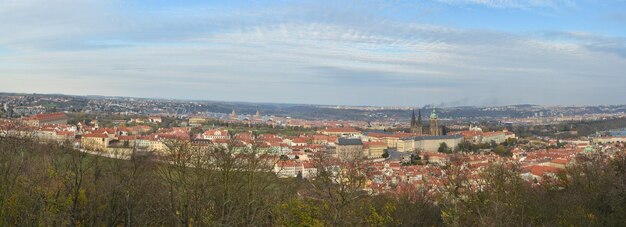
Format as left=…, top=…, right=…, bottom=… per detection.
left=429, top=109, right=440, bottom=136
left=230, top=109, right=238, bottom=120
left=255, top=109, right=261, bottom=119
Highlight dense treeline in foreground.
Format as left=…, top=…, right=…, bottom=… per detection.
left=0, top=136, right=625, bottom=226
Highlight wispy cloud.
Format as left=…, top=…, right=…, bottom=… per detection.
left=434, top=0, right=575, bottom=9
left=0, top=0, right=625, bottom=106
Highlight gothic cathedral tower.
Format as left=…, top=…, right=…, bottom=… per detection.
left=410, top=109, right=423, bottom=134
left=429, top=109, right=440, bottom=136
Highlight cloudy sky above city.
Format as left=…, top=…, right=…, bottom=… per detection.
left=1, top=0, right=625, bottom=107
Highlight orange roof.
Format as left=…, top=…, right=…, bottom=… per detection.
left=483, top=131, right=505, bottom=137
left=56, top=131, right=75, bottom=136
left=367, top=132, right=415, bottom=139
left=523, top=165, right=561, bottom=176
left=292, top=137, right=309, bottom=143
left=551, top=158, right=569, bottom=165
left=322, top=127, right=360, bottom=133
left=303, top=162, right=316, bottom=169
left=456, top=130, right=482, bottom=138
left=94, top=128, right=116, bottom=134
left=212, top=139, right=230, bottom=144
left=23, top=112, right=67, bottom=122
left=118, top=135, right=137, bottom=140
left=203, top=129, right=228, bottom=136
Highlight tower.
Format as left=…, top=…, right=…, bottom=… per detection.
left=255, top=109, right=261, bottom=119
left=93, top=119, right=99, bottom=130
left=410, top=110, right=416, bottom=127
left=230, top=109, right=238, bottom=120
left=418, top=109, right=422, bottom=129
left=410, top=109, right=423, bottom=134
left=429, top=109, right=440, bottom=136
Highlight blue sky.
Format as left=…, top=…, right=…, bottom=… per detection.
left=0, top=0, right=625, bottom=107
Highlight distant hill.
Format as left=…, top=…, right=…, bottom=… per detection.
left=1, top=92, right=625, bottom=121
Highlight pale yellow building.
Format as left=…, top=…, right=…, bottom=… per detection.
left=399, top=135, right=463, bottom=152
left=81, top=133, right=110, bottom=151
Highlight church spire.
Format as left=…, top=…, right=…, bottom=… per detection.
left=410, top=109, right=422, bottom=134
left=418, top=109, right=422, bottom=126
left=410, top=109, right=417, bottom=127
left=230, top=109, right=237, bottom=120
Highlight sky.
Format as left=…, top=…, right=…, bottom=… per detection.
left=0, top=0, right=625, bottom=107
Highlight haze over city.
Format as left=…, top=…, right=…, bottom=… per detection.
left=1, top=0, right=625, bottom=106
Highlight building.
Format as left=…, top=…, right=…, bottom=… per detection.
left=202, top=129, right=230, bottom=140
left=452, top=130, right=483, bottom=143
left=319, top=127, right=361, bottom=137
left=451, top=128, right=515, bottom=145
left=254, top=110, right=261, bottom=120
left=593, top=136, right=626, bottom=144
left=312, top=135, right=337, bottom=145
left=399, top=134, right=463, bottom=152
left=289, top=137, right=309, bottom=147
left=429, top=109, right=440, bottom=136
left=363, top=141, right=387, bottom=159
left=521, top=165, right=562, bottom=181
left=136, top=135, right=168, bottom=153
left=21, top=112, right=68, bottom=126
left=230, top=109, right=238, bottom=120
left=336, top=138, right=364, bottom=159
left=188, top=116, right=208, bottom=126
left=363, top=131, right=415, bottom=149
left=274, top=160, right=318, bottom=178
left=482, top=131, right=506, bottom=144
left=148, top=115, right=162, bottom=123
left=81, top=133, right=110, bottom=151
left=115, top=135, right=137, bottom=148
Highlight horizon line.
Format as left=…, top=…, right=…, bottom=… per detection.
left=1, top=91, right=625, bottom=110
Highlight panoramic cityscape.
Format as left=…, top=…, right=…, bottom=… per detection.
left=1, top=0, right=626, bottom=226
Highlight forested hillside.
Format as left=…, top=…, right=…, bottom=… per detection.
left=0, top=136, right=624, bottom=226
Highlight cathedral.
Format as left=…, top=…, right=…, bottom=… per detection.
left=410, top=108, right=441, bottom=136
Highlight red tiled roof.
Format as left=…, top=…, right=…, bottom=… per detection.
left=203, top=129, right=228, bottom=136
left=483, top=132, right=505, bottom=137
left=367, top=132, right=416, bottom=139
left=551, top=158, right=569, bottom=165
left=212, top=139, right=230, bottom=144
left=322, top=127, right=360, bottom=133
left=118, top=135, right=137, bottom=140
left=94, top=128, right=116, bottom=134
left=523, top=165, right=561, bottom=176
left=56, top=131, right=75, bottom=136
left=23, top=112, right=67, bottom=122
left=292, top=137, right=309, bottom=143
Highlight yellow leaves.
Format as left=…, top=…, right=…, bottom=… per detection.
left=275, top=199, right=323, bottom=227
left=366, top=203, right=395, bottom=226
left=63, top=188, right=89, bottom=210
left=46, top=165, right=58, bottom=178
left=586, top=212, right=597, bottom=223
left=367, top=207, right=385, bottom=226
left=77, top=188, right=88, bottom=206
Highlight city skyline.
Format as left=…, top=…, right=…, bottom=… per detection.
left=1, top=0, right=625, bottom=106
